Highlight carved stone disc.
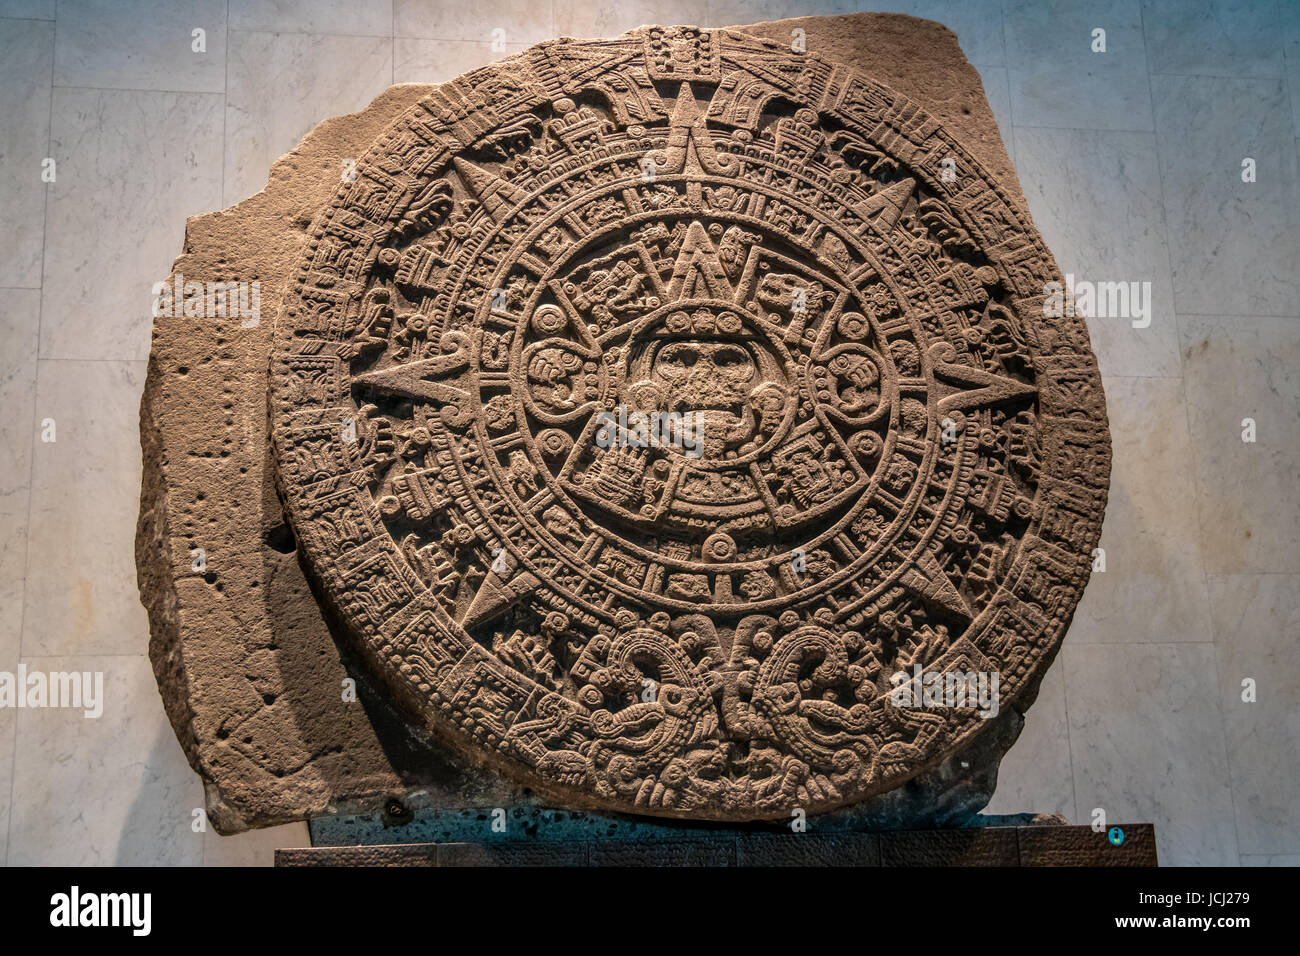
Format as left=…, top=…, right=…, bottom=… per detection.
left=270, top=27, right=1110, bottom=820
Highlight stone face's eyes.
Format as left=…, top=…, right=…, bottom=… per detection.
left=657, top=343, right=752, bottom=372
left=662, top=345, right=696, bottom=367
left=714, top=346, right=748, bottom=368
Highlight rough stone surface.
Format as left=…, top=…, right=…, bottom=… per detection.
left=136, top=85, right=527, bottom=834
left=735, top=831, right=882, bottom=866
left=138, top=15, right=1108, bottom=832
left=878, top=826, right=1020, bottom=866
left=270, top=25, right=1109, bottom=820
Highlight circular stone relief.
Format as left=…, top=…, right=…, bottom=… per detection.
left=270, top=27, right=1110, bottom=820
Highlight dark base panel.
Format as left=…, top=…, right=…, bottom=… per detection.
left=275, top=823, right=1157, bottom=867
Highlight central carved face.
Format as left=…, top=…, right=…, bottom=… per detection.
left=650, top=340, right=757, bottom=414
left=627, top=338, right=756, bottom=459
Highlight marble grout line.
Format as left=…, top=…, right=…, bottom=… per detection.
left=1147, top=70, right=1289, bottom=81
left=6, top=0, right=61, bottom=868
left=1199, top=570, right=1300, bottom=577
left=996, top=1, right=1007, bottom=69
left=388, top=33, right=561, bottom=44
left=1279, top=0, right=1300, bottom=144
left=7, top=653, right=151, bottom=660
left=6, top=0, right=59, bottom=869
left=1177, top=312, right=1300, bottom=320
left=1009, top=122, right=1155, bottom=135
left=391, top=35, right=543, bottom=44
left=1064, top=639, right=1219, bottom=646
left=1097, top=373, right=1181, bottom=385
left=1211, top=635, right=1245, bottom=861
left=228, top=28, right=401, bottom=42
left=49, top=84, right=225, bottom=96
left=1167, top=313, right=1300, bottom=320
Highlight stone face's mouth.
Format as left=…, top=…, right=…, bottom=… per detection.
left=668, top=400, right=745, bottom=417
left=676, top=405, right=755, bottom=458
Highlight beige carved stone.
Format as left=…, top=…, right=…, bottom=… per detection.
left=139, top=15, right=1109, bottom=830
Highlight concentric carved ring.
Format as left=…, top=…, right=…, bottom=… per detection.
left=270, top=26, right=1110, bottom=820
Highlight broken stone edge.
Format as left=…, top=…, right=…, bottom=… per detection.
left=137, top=16, right=1106, bottom=832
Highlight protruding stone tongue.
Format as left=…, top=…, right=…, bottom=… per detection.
left=686, top=408, right=753, bottom=458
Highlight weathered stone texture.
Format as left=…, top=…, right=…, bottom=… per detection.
left=139, top=15, right=1107, bottom=832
